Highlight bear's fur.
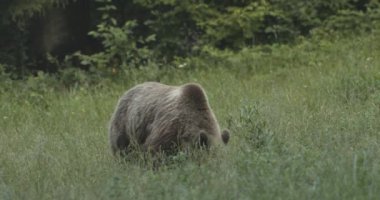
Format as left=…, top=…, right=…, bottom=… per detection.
left=109, top=82, right=230, bottom=155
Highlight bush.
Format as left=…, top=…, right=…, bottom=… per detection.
left=72, top=0, right=155, bottom=74
left=228, top=102, right=274, bottom=150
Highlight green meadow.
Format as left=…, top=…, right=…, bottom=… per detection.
left=1, top=32, right=380, bottom=199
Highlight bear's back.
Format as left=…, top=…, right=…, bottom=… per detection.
left=126, top=82, right=208, bottom=110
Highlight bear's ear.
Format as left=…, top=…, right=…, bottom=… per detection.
left=199, top=131, right=208, bottom=147
left=222, top=129, right=230, bottom=144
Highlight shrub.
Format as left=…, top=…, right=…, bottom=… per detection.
left=228, top=102, right=274, bottom=150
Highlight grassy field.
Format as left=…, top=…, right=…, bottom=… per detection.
left=1, top=32, right=380, bottom=200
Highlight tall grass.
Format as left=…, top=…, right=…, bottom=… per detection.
left=1, top=32, right=380, bottom=199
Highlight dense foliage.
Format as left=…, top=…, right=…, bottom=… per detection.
left=0, top=0, right=379, bottom=77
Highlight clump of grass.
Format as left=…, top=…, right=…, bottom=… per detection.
left=227, top=102, right=274, bottom=150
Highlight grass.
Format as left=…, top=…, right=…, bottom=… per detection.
left=1, top=32, right=380, bottom=199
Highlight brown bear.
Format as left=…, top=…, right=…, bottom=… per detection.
left=109, top=82, right=230, bottom=155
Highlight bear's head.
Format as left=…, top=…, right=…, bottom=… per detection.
left=198, top=129, right=230, bottom=147
left=179, top=83, right=230, bottom=149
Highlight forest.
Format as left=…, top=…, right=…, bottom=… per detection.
left=1, top=0, right=379, bottom=78
left=1, top=0, right=380, bottom=199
